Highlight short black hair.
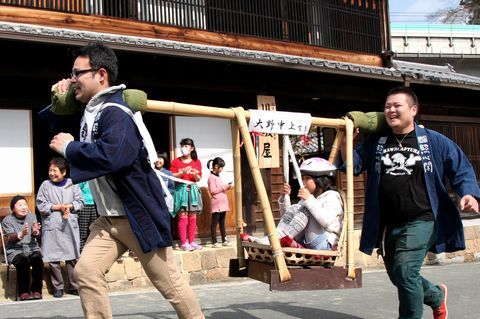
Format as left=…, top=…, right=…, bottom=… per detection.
left=73, top=42, right=118, bottom=85
left=387, top=86, right=419, bottom=108
left=49, top=157, right=68, bottom=173
left=156, top=150, right=170, bottom=169
left=10, top=195, right=27, bottom=210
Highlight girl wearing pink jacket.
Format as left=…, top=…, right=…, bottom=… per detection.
left=207, top=157, right=232, bottom=248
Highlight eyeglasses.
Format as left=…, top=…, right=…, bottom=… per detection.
left=70, top=68, right=99, bottom=79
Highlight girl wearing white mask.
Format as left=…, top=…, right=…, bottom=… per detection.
left=171, top=138, right=203, bottom=251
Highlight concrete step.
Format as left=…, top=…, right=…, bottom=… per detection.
left=0, top=243, right=238, bottom=302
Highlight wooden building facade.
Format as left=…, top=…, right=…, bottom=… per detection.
left=0, top=0, right=479, bottom=240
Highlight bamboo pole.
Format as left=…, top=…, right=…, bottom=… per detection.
left=328, top=129, right=344, bottom=165
left=311, top=117, right=346, bottom=128
left=145, top=100, right=346, bottom=128
left=231, top=107, right=291, bottom=282
left=345, top=118, right=356, bottom=280
left=146, top=100, right=239, bottom=119
left=231, top=120, right=245, bottom=268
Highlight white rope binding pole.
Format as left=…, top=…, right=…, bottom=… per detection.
left=283, top=135, right=304, bottom=189
left=283, top=135, right=289, bottom=183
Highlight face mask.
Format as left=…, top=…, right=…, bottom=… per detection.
left=180, top=147, right=191, bottom=156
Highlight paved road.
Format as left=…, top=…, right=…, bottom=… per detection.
left=0, top=262, right=478, bottom=319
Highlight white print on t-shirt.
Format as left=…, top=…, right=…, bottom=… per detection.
left=382, top=147, right=422, bottom=176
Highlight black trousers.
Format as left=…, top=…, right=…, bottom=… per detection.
left=211, top=211, right=226, bottom=243
left=12, top=251, right=44, bottom=294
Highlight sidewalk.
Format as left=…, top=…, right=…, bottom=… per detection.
left=2, top=218, right=480, bottom=302
left=0, top=262, right=479, bottom=318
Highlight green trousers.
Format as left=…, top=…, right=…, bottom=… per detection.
left=383, top=220, right=443, bottom=319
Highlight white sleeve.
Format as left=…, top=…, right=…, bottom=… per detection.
left=302, top=191, right=343, bottom=233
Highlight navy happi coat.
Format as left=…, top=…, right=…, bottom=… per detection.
left=65, top=90, right=172, bottom=253
left=351, top=124, right=480, bottom=255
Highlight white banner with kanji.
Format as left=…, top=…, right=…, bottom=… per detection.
left=248, top=110, right=312, bottom=135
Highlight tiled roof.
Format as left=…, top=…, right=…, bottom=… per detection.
left=391, top=59, right=480, bottom=86
left=1, top=21, right=480, bottom=89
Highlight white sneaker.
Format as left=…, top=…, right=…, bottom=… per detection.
left=190, top=242, right=203, bottom=250
left=211, top=243, right=221, bottom=248
left=222, top=241, right=231, bottom=246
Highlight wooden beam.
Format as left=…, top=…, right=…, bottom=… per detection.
left=0, top=6, right=383, bottom=67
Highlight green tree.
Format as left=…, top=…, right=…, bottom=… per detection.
left=429, top=0, right=480, bottom=24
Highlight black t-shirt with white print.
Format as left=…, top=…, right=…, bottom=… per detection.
left=378, top=130, right=434, bottom=225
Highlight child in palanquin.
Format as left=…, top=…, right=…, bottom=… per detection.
left=2, top=195, right=44, bottom=301
left=36, top=157, right=84, bottom=298
left=170, top=138, right=203, bottom=251
left=243, top=157, right=344, bottom=250
left=207, top=157, right=232, bottom=248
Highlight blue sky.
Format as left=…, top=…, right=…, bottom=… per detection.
left=389, top=0, right=459, bottom=23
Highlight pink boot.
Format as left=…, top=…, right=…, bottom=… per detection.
left=178, top=214, right=188, bottom=246
left=187, top=214, right=197, bottom=243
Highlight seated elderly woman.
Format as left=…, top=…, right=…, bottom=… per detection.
left=242, top=157, right=344, bottom=250
left=2, top=195, right=43, bottom=300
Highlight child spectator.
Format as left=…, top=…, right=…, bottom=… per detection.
left=36, top=157, right=84, bottom=298
left=171, top=138, right=203, bottom=251
left=155, top=150, right=175, bottom=195
left=2, top=195, right=44, bottom=300
left=77, top=181, right=98, bottom=252
left=207, top=157, right=232, bottom=247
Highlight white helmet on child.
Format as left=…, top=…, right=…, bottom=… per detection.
left=299, top=157, right=337, bottom=177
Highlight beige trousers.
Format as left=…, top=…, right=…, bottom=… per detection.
left=75, top=216, right=204, bottom=319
